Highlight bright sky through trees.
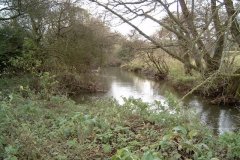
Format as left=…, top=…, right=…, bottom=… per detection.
left=83, top=0, right=162, bottom=36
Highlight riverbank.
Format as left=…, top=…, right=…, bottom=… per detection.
left=0, top=71, right=104, bottom=98
left=121, top=56, right=240, bottom=105
left=1, top=84, right=240, bottom=159
left=121, top=55, right=198, bottom=91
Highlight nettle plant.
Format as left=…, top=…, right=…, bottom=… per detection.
left=38, top=72, right=59, bottom=98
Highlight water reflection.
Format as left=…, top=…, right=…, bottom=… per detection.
left=107, top=75, right=165, bottom=104
left=74, top=68, right=240, bottom=134
left=218, top=110, right=236, bottom=134
left=187, top=97, right=239, bottom=134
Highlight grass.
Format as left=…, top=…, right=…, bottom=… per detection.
left=121, top=53, right=240, bottom=98
left=121, top=54, right=151, bottom=73
left=0, top=87, right=240, bottom=159
left=121, top=53, right=200, bottom=93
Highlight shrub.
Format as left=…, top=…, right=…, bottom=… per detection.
left=219, top=132, right=240, bottom=159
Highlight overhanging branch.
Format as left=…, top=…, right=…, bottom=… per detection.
left=89, top=0, right=195, bottom=67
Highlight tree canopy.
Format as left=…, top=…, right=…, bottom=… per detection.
left=90, top=0, right=240, bottom=75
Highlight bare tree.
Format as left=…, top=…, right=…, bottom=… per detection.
left=89, top=0, right=240, bottom=75
left=0, top=0, right=23, bottom=20
left=224, top=0, right=240, bottom=47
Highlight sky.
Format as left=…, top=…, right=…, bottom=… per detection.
left=0, top=0, right=159, bottom=36
left=111, top=18, right=160, bottom=36
left=82, top=1, right=161, bottom=36
left=83, top=0, right=233, bottom=37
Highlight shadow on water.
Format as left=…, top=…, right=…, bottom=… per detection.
left=73, top=67, right=240, bottom=134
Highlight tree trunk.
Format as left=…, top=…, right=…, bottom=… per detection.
left=205, top=0, right=225, bottom=72
left=183, top=53, right=193, bottom=75
left=179, top=0, right=211, bottom=73
left=224, top=0, right=240, bottom=47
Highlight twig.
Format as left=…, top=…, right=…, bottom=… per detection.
left=180, top=72, right=218, bottom=101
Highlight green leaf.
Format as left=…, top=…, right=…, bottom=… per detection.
left=173, top=126, right=187, bottom=135
left=162, top=134, right=172, bottom=141
left=5, top=145, right=18, bottom=155
left=171, top=152, right=181, bottom=159
left=142, top=151, right=161, bottom=160
left=188, top=130, right=198, bottom=139
left=67, top=139, right=77, bottom=148
left=103, top=144, right=112, bottom=153
left=112, top=148, right=138, bottom=160
left=5, top=156, right=18, bottom=160
left=8, top=94, right=13, bottom=102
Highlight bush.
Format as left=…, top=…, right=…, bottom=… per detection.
left=9, top=38, right=42, bottom=73
left=0, top=24, right=26, bottom=72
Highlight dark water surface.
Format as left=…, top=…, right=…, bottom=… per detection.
left=73, top=68, right=240, bottom=134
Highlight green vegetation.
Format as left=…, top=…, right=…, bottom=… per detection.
left=0, top=0, right=240, bottom=159
left=0, top=0, right=118, bottom=94
left=1, top=0, right=240, bottom=102
left=0, top=2, right=116, bottom=71
left=0, top=83, right=240, bottom=159
left=121, top=50, right=240, bottom=103
left=90, top=0, right=240, bottom=104
left=121, top=53, right=201, bottom=94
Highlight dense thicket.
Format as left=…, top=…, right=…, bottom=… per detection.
left=0, top=0, right=115, bottom=74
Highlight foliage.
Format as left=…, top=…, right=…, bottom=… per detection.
left=9, top=38, right=42, bottom=73
left=91, top=0, right=240, bottom=75
left=0, top=0, right=116, bottom=75
left=47, top=21, right=114, bottom=73
left=0, top=84, right=239, bottom=159
left=0, top=0, right=240, bottom=159
left=116, top=39, right=143, bottom=62
left=219, top=132, right=240, bottom=159
left=0, top=23, right=26, bottom=71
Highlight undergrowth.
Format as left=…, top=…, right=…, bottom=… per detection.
left=121, top=55, right=201, bottom=93
left=0, top=76, right=239, bottom=159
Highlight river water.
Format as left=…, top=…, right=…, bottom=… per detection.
left=74, top=68, right=240, bottom=134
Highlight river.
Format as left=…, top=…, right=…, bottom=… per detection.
left=73, top=67, right=240, bottom=134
